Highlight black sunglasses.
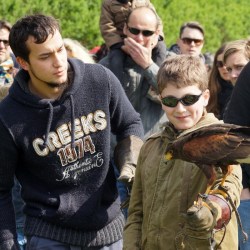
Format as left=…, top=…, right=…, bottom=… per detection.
left=0, top=39, right=9, bottom=46
left=127, top=26, right=155, bottom=37
left=181, top=37, right=203, bottom=46
left=161, top=93, right=202, bottom=107
left=216, top=61, right=224, bottom=68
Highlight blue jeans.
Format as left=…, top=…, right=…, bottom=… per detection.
left=17, top=227, right=27, bottom=250
left=13, top=178, right=26, bottom=249
left=112, top=161, right=129, bottom=218
left=26, top=236, right=123, bottom=250
left=238, top=199, right=250, bottom=249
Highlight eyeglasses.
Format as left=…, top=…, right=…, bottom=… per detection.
left=181, top=37, right=203, bottom=46
left=216, top=61, right=225, bottom=68
left=0, top=39, right=9, bottom=46
left=161, top=93, right=202, bottom=107
left=127, top=26, right=155, bottom=37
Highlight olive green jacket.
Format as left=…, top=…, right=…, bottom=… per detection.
left=123, top=113, right=242, bottom=250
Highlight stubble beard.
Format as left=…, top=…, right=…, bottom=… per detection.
left=45, top=81, right=68, bottom=89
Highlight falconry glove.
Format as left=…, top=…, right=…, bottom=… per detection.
left=185, top=194, right=231, bottom=240
left=185, top=199, right=218, bottom=238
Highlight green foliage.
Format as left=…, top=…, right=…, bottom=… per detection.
left=152, top=0, right=250, bottom=53
left=0, top=0, right=104, bottom=50
left=1, top=0, right=250, bottom=53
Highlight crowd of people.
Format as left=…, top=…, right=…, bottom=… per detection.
left=0, top=1, right=250, bottom=249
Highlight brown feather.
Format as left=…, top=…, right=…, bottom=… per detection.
left=166, top=123, right=250, bottom=182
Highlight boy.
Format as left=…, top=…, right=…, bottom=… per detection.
left=123, top=55, right=242, bottom=249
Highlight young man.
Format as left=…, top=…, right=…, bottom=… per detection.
left=0, top=14, right=144, bottom=250
left=168, top=21, right=205, bottom=59
left=123, top=55, right=242, bottom=249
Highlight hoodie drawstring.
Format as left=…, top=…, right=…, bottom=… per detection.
left=43, top=95, right=76, bottom=149
left=70, top=95, right=75, bottom=148
left=43, top=102, right=53, bottom=147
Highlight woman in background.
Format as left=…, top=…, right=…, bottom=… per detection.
left=206, top=43, right=233, bottom=119
left=63, top=38, right=95, bottom=64
left=223, top=39, right=250, bottom=250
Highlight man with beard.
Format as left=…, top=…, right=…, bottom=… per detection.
left=0, top=14, right=144, bottom=250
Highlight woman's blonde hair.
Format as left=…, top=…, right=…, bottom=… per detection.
left=223, top=39, right=250, bottom=63
left=63, top=38, right=95, bottom=64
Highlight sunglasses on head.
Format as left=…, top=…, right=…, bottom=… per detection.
left=181, top=37, right=203, bottom=46
left=161, top=93, right=203, bottom=107
left=0, top=39, right=9, bottom=46
left=216, top=61, right=225, bottom=68
left=127, top=26, right=155, bottom=37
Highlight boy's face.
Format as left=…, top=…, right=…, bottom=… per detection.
left=160, top=84, right=209, bottom=130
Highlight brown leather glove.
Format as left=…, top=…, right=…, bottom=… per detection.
left=185, top=194, right=231, bottom=239
left=175, top=194, right=231, bottom=249
left=186, top=199, right=218, bottom=232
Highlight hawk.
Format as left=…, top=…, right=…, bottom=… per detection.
left=165, top=123, right=250, bottom=194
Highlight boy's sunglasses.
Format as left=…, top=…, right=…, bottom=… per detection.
left=161, top=93, right=202, bottom=107
left=181, top=37, right=203, bottom=46
left=216, top=60, right=225, bottom=68
left=127, top=26, right=155, bottom=37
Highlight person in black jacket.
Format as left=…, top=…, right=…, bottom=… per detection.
left=0, top=14, right=144, bottom=250
left=224, top=61, right=250, bottom=250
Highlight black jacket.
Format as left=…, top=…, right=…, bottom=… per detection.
left=224, top=61, right=250, bottom=188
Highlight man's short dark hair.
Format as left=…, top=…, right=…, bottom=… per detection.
left=0, top=20, right=12, bottom=32
left=179, top=21, right=205, bottom=38
left=9, top=14, right=60, bottom=62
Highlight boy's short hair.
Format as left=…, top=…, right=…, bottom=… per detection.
left=157, top=55, right=208, bottom=93
left=223, top=39, right=250, bottom=63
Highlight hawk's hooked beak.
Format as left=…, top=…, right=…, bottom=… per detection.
left=165, top=150, right=173, bottom=161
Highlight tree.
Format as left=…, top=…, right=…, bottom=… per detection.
left=1, top=0, right=250, bottom=53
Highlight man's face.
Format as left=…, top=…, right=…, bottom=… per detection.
left=177, top=27, right=204, bottom=56
left=18, top=29, right=68, bottom=97
left=124, top=8, right=159, bottom=47
left=225, top=51, right=249, bottom=85
left=0, top=28, right=10, bottom=64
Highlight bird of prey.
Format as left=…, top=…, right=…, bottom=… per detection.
left=165, top=123, right=250, bottom=194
